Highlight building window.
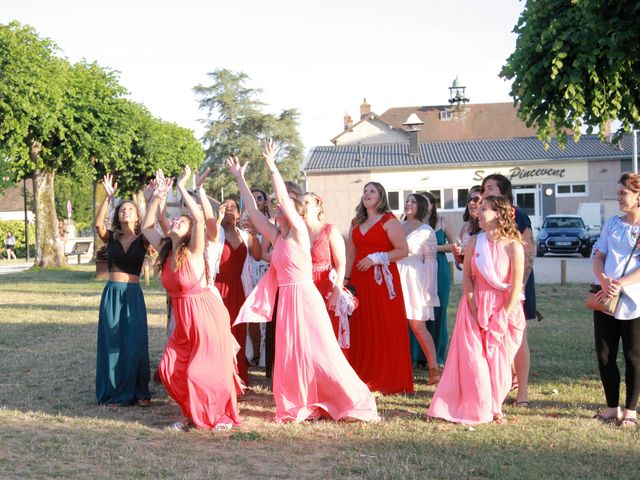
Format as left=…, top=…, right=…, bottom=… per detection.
left=556, top=183, right=588, bottom=197
left=388, top=191, right=400, bottom=210
left=455, top=188, right=469, bottom=210
left=439, top=110, right=453, bottom=121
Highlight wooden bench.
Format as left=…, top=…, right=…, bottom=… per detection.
left=65, top=241, right=92, bottom=265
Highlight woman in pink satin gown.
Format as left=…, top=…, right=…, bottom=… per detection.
left=142, top=167, right=242, bottom=431
left=227, top=142, right=379, bottom=423
left=428, top=195, right=525, bottom=425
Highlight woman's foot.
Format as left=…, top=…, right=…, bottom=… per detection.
left=136, top=398, right=151, bottom=407
left=493, top=413, right=507, bottom=425
left=427, top=367, right=442, bottom=385
left=593, top=406, right=622, bottom=424
left=166, top=417, right=193, bottom=431
left=620, top=409, right=638, bottom=429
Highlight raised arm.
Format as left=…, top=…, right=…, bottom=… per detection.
left=141, top=177, right=172, bottom=252
left=95, top=174, right=117, bottom=242
left=226, top=156, right=279, bottom=244
left=176, top=165, right=205, bottom=257
left=262, top=140, right=307, bottom=234
left=195, top=168, right=219, bottom=243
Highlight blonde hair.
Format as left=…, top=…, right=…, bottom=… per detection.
left=303, top=192, right=324, bottom=221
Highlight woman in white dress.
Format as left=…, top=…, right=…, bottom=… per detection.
left=397, top=194, right=441, bottom=384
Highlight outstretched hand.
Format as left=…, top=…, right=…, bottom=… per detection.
left=102, top=174, right=118, bottom=199
left=262, top=139, right=277, bottom=168
left=176, top=165, right=192, bottom=189
left=226, top=156, right=248, bottom=178
left=154, top=177, right=173, bottom=199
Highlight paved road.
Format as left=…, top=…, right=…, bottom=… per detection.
left=452, top=254, right=593, bottom=285
left=0, top=261, right=33, bottom=275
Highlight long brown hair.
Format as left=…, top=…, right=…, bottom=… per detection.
left=419, top=192, right=439, bottom=229
left=111, top=201, right=141, bottom=241
left=482, top=195, right=522, bottom=243
left=354, top=182, right=392, bottom=225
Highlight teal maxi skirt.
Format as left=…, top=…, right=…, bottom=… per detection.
left=96, top=281, right=150, bottom=405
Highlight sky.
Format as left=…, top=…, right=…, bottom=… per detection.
left=1, top=0, right=526, bottom=153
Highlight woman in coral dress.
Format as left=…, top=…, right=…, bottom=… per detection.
left=142, top=166, right=242, bottom=431
left=303, top=192, right=347, bottom=338
left=228, top=142, right=378, bottom=423
left=345, top=182, right=413, bottom=395
left=428, top=195, right=525, bottom=425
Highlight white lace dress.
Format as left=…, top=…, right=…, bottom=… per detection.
left=397, top=223, right=439, bottom=320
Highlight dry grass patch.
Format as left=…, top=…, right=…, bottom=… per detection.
left=1, top=268, right=640, bottom=479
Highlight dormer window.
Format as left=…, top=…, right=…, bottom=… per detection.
left=439, top=110, right=453, bottom=121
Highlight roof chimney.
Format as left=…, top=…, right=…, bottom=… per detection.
left=344, top=111, right=353, bottom=131
left=403, top=113, right=424, bottom=156
left=360, top=98, right=371, bottom=120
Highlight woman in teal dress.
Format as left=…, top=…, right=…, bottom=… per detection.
left=411, top=192, right=456, bottom=368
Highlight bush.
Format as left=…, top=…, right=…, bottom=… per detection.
left=0, top=220, right=36, bottom=258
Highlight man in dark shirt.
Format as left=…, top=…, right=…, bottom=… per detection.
left=481, top=174, right=536, bottom=408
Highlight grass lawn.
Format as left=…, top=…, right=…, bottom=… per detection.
left=1, top=266, right=639, bottom=479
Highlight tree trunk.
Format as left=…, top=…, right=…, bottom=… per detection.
left=33, top=168, right=65, bottom=268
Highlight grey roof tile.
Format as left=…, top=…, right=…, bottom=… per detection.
left=304, top=135, right=634, bottom=172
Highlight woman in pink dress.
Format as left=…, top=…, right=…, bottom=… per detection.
left=142, top=166, right=242, bottom=431
left=428, top=195, right=525, bottom=425
left=228, top=141, right=378, bottom=423
left=303, top=192, right=347, bottom=337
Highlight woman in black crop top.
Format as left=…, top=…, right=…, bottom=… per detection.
left=94, top=173, right=151, bottom=407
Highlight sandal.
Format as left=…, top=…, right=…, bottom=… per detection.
left=493, top=414, right=507, bottom=425
left=511, top=400, right=531, bottom=408
left=166, top=421, right=191, bottom=432
left=620, top=417, right=638, bottom=429
left=136, top=398, right=151, bottom=407
left=428, top=367, right=442, bottom=385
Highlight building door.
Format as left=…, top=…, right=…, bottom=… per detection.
left=513, top=187, right=541, bottom=230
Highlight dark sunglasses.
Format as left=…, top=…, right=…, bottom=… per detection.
left=468, top=196, right=481, bottom=204
left=254, top=195, right=265, bottom=201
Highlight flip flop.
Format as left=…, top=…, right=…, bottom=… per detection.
left=620, top=417, right=638, bottom=429
left=511, top=400, right=531, bottom=408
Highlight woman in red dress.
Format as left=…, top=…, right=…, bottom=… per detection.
left=345, top=182, right=413, bottom=394
left=214, top=198, right=261, bottom=386
left=303, top=193, right=346, bottom=337
left=141, top=166, right=242, bottom=431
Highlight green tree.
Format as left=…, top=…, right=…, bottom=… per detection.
left=0, top=22, right=131, bottom=267
left=501, top=0, right=640, bottom=145
left=194, top=69, right=303, bottom=199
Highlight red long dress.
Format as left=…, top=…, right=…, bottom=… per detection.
left=215, top=241, right=249, bottom=385
left=346, top=213, right=414, bottom=394
left=311, top=223, right=339, bottom=337
left=159, top=254, right=241, bottom=429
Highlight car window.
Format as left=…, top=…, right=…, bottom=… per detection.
left=544, top=217, right=585, bottom=229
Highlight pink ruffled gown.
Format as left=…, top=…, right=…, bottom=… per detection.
left=428, top=235, right=525, bottom=424
left=237, top=235, right=379, bottom=423
left=159, top=254, right=242, bottom=429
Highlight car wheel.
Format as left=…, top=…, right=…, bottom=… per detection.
left=536, top=250, right=545, bottom=258
left=582, top=250, right=591, bottom=258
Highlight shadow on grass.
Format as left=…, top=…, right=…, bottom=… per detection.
left=0, top=302, right=167, bottom=315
